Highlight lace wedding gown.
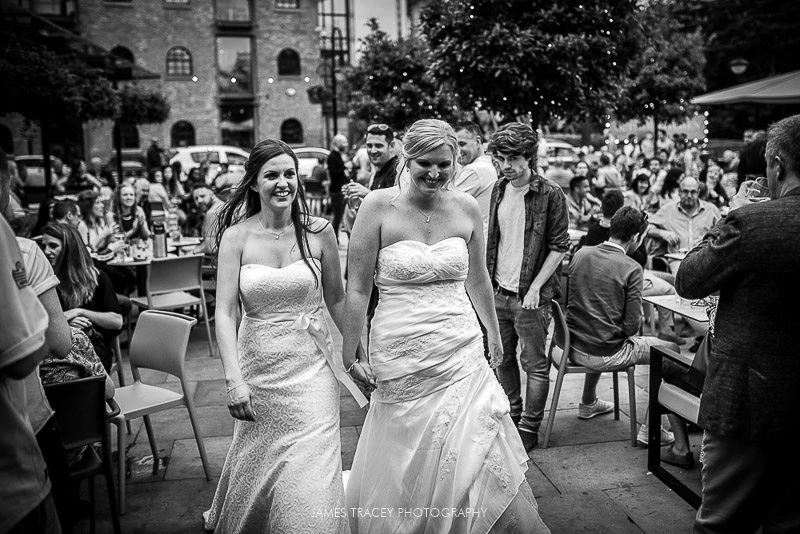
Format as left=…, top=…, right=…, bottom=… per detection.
left=204, top=259, right=349, bottom=533
left=346, top=237, right=549, bottom=534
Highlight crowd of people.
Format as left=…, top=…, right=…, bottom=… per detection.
left=1, top=111, right=797, bottom=533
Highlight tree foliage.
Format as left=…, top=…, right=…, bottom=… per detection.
left=118, top=84, right=170, bottom=124
left=420, top=0, right=639, bottom=124
left=344, top=20, right=460, bottom=131
left=614, top=1, right=706, bottom=132
left=0, top=41, right=118, bottom=122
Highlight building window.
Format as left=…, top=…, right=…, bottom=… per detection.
left=166, top=47, right=193, bottom=77
left=220, top=105, right=254, bottom=149
left=113, top=123, right=140, bottom=149
left=280, top=119, right=303, bottom=145
left=110, top=45, right=134, bottom=65
left=217, top=37, right=252, bottom=95
left=216, top=0, right=250, bottom=22
left=275, top=0, right=298, bottom=8
left=30, top=0, right=76, bottom=16
left=170, top=121, right=196, bottom=147
left=277, top=48, right=301, bottom=76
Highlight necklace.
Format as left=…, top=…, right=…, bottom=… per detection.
left=258, top=214, right=292, bottom=240
left=412, top=193, right=444, bottom=223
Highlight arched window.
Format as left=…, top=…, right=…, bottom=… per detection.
left=280, top=119, right=303, bottom=144
left=277, top=48, right=301, bottom=76
left=110, top=45, right=134, bottom=65
left=170, top=121, right=196, bottom=147
left=113, top=122, right=140, bottom=149
left=166, top=47, right=193, bottom=77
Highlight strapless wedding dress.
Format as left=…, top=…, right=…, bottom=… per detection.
left=204, top=259, right=350, bottom=533
left=345, top=238, right=549, bottom=534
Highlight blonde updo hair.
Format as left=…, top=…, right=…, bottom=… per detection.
left=397, top=119, right=459, bottom=192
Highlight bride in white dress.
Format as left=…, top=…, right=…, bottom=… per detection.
left=341, top=120, right=549, bottom=533
left=204, top=140, right=366, bottom=533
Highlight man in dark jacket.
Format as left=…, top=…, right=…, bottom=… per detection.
left=676, top=114, right=800, bottom=533
left=326, top=134, right=349, bottom=241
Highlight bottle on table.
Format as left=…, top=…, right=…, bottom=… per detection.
left=153, top=219, right=167, bottom=258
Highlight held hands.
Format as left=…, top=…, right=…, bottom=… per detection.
left=347, top=344, right=376, bottom=396
left=226, top=382, right=255, bottom=421
left=488, top=339, right=504, bottom=369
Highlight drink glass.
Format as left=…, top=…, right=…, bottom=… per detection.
left=745, top=176, right=770, bottom=202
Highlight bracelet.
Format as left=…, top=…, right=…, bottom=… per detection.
left=345, top=360, right=360, bottom=374
left=226, top=383, right=247, bottom=395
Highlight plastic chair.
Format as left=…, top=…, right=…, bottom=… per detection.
left=44, top=375, right=122, bottom=534
left=647, top=346, right=702, bottom=508
left=541, top=300, right=638, bottom=449
left=110, top=310, right=211, bottom=514
left=129, top=254, right=215, bottom=357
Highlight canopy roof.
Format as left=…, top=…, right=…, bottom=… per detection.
left=692, top=70, right=800, bottom=105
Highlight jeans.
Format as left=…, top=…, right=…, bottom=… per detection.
left=494, top=292, right=551, bottom=434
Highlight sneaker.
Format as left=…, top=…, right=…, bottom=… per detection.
left=637, top=425, right=675, bottom=447
left=578, top=398, right=614, bottom=419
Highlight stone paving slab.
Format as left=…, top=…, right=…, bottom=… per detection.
left=606, top=483, right=696, bottom=533
left=165, top=435, right=232, bottom=481
left=529, top=441, right=655, bottom=494
left=535, top=491, right=644, bottom=534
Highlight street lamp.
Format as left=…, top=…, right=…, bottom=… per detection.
left=729, top=57, right=749, bottom=76
left=330, top=26, right=343, bottom=136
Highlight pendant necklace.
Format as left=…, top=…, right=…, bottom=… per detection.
left=412, top=193, right=443, bottom=224
left=258, top=214, right=292, bottom=240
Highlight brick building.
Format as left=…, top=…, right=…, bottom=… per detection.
left=3, top=0, right=326, bottom=163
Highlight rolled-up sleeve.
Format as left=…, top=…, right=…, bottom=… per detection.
left=547, top=187, right=571, bottom=253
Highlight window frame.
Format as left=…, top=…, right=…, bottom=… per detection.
left=165, top=46, right=193, bottom=78
left=277, top=48, right=301, bottom=77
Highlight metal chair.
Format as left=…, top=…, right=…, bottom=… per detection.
left=648, top=346, right=702, bottom=508
left=541, top=300, right=638, bottom=449
left=110, top=310, right=211, bottom=514
left=44, top=375, right=122, bottom=534
left=129, top=254, right=215, bottom=357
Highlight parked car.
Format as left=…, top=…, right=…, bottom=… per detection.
left=544, top=139, right=581, bottom=168
left=15, top=155, right=53, bottom=205
left=169, top=145, right=250, bottom=186
left=104, top=149, right=148, bottom=181
left=294, top=147, right=330, bottom=182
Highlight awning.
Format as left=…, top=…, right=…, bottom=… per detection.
left=692, top=70, right=800, bottom=105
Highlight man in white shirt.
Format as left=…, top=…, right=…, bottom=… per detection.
left=453, top=121, right=497, bottom=243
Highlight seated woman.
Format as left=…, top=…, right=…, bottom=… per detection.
left=110, top=182, right=151, bottom=241
left=148, top=168, right=172, bottom=214
left=40, top=326, right=115, bottom=400
left=78, top=190, right=115, bottom=251
left=625, top=171, right=658, bottom=212
left=41, top=222, right=123, bottom=371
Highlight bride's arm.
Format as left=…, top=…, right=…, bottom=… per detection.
left=317, top=221, right=348, bottom=332
left=461, top=197, right=503, bottom=367
left=215, top=227, right=254, bottom=421
left=341, top=193, right=383, bottom=383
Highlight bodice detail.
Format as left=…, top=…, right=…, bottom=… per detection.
left=239, top=259, right=322, bottom=319
left=375, top=237, right=469, bottom=286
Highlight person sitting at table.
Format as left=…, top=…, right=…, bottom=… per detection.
left=699, top=162, right=728, bottom=211
left=192, top=183, right=224, bottom=256
left=567, top=206, right=678, bottom=445
left=646, top=176, right=721, bottom=272
left=650, top=168, right=682, bottom=212
left=111, top=182, right=151, bottom=241
left=567, top=175, right=600, bottom=231
left=41, top=222, right=123, bottom=371
left=133, top=177, right=155, bottom=224
left=624, top=170, right=657, bottom=212
left=52, top=198, right=89, bottom=237
left=582, top=190, right=679, bottom=343
left=78, top=190, right=115, bottom=252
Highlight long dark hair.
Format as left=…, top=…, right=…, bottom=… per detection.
left=42, top=222, right=99, bottom=309
left=215, top=139, right=321, bottom=285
